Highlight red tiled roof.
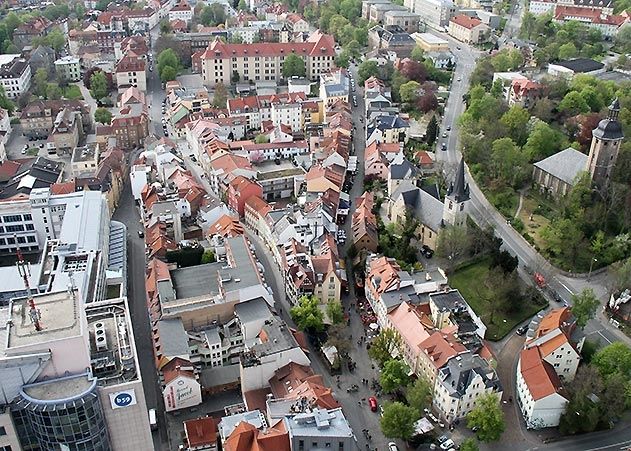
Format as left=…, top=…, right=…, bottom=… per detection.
left=244, top=196, right=272, bottom=217
left=50, top=181, right=76, bottom=195
left=184, top=417, right=218, bottom=449
left=450, top=14, right=483, bottom=29
left=520, top=347, right=565, bottom=401
left=0, top=160, right=22, bottom=181
left=202, top=31, right=335, bottom=60
left=554, top=5, right=627, bottom=25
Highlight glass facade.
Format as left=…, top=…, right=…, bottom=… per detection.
left=15, top=375, right=111, bottom=451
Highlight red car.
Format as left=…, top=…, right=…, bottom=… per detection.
left=368, top=397, right=378, bottom=412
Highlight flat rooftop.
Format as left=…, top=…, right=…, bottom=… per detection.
left=7, top=290, right=82, bottom=350
left=23, top=372, right=93, bottom=402
left=255, top=160, right=305, bottom=181
left=72, top=144, right=98, bottom=163
left=171, top=262, right=221, bottom=299
left=87, top=297, right=139, bottom=386
left=413, top=32, right=448, bottom=44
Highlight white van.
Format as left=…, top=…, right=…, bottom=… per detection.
left=149, top=408, right=157, bottom=431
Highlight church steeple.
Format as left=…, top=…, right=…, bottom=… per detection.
left=447, top=157, right=470, bottom=203
left=443, top=157, right=470, bottom=228
left=587, top=98, right=624, bottom=192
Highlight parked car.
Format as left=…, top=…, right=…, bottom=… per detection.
left=516, top=325, right=528, bottom=335
left=137, top=230, right=144, bottom=238
left=437, top=435, right=449, bottom=444
left=421, top=245, right=434, bottom=258
left=446, top=125, right=451, bottom=131
left=442, top=132, right=447, bottom=138
left=368, top=397, right=378, bottom=412
left=440, top=439, right=455, bottom=450
left=441, top=143, right=447, bottom=151
left=388, top=442, right=399, bottom=451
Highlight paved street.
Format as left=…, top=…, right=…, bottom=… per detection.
left=112, top=182, right=166, bottom=451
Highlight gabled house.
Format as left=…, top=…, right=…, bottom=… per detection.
left=516, top=347, right=568, bottom=429
left=227, top=175, right=263, bottom=217
left=524, top=307, right=584, bottom=381
left=366, top=114, right=409, bottom=145
left=433, top=351, right=502, bottom=422
left=351, top=191, right=379, bottom=253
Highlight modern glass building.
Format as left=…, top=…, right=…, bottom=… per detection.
left=14, top=372, right=111, bottom=451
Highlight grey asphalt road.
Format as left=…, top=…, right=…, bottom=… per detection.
left=112, top=181, right=165, bottom=451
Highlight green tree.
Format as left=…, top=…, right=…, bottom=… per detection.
left=571, top=288, right=599, bottom=327
left=0, top=85, right=14, bottom=114
left=160, top=65, right=177, bottom=83
left=411, top=46, right=424, bottom=62
left=500, top=105, right=530, bottom=146
left=89, top=71, right=108, bottom=101
left=94, top=108, right=112, bottom=125
left=467, top=393, right=505, bottom=442
left=326, top=300, right=344, bottom=324
left=436, top=225, right=470, bottom=263
left=290, top=295, right=324, bottom=333
left=426, top=115, right=438, bottom=146
left=490, top=137, right=529, bottom=188
left=229, top=34, right=244, bottom=44
left=380, top=359, right=411, bottom=393
left=368, top=328, right=403, bottom=367
left=238, top=0, right=248, bottom=10
left=558, top=42, right=578, bottom=60
left=34, top=68, right=49, bottom=98
left=559, top=91, right=590, bottom=116
left=460, top=438, right=480, bottom=451
left=4, top=12, right=23, bottom=40
left=255, top=134, right=269, bottom=144
left=335, top=52, right=350, bottom=69
left=282, top=53, right=306, bottom=78
left=592, top=342, right=631, bottom=379
left=399, top=80, right=421, bottom=104
left=357, top=60, right=379, bottom=84
left=212, top=82, right=228, bottom=108
left=523, top=121, right=565, bottom=161
left=540, top=218, right=585, bottom=265
left=157, top=48, right=180, bottom=74
left=46, top=83, right=62, bottom=100
left=46, top=29, right=66, bottom=53
left=380, top=402, right=419, bottom=440
left=201, top=249, right=215, bottom=263
left=4, top=43, right=18, bottom=54
left=406, top=377, right=432, bottom=413
left=159, top=19, right=171, bottom=34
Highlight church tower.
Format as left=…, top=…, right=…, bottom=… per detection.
left=587, top=98, right=624, bottom=192
left=443, top=157, right=470, bottom=228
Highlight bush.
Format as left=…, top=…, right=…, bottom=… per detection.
left=511, top=217, right=524, bottom=232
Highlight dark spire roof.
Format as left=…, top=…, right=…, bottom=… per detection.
left=447, top=157, right=470, bottom=202
left=592, top=98, right=623, bottom=141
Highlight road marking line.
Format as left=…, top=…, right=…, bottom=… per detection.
left=598, top=331, right=613, bottom=344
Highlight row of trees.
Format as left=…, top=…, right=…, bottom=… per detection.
left=519, top=13, right=606, bottom=65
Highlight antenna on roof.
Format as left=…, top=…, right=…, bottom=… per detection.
left=15, top=236, right=41, bottom=331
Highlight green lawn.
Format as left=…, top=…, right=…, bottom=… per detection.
left=449, top=257, right=546, bottom=340
left=64, top=85, right=83, bottom=100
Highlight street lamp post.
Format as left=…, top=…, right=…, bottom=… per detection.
left=588, top=258, right=597, bottom=281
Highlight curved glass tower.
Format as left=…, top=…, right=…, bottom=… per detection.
left=16, top=373, right=111, bottom=451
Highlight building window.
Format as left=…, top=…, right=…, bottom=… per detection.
left=0, top=426, right=6, bottom=436
left=5, top=225, right=24, bottom=233
left=3, top=215, right=21, bottom=223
